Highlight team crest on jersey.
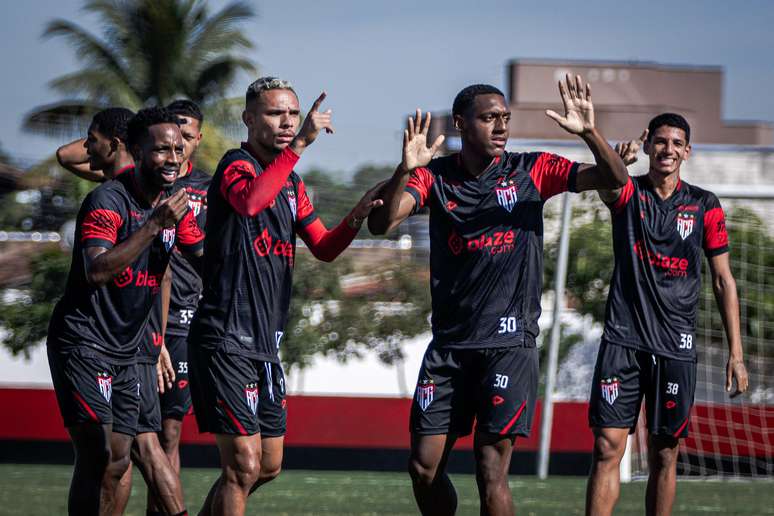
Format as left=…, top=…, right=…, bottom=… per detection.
left=97, top=372, right=112, bottom=403
left=676, top=212, right=695, bottom=240
left=187, top=197, right=203, bottom=216
left=286, top=186, right=297, bottom=221
left=495, top=179, right=518, bottom=213
left=600, top=377, right=620, bottom=405
left=245, top=382, right=259, bottom=415
left=416, top=378, right=435, bottom=412
left=161, top=227, right=176, bottom=251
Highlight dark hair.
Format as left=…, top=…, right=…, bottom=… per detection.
left=647, top=113, right=691, bottom=144
left=127, top=107, right=182, bottom=148
left=452, top=84, right=505, bottom=118
left=90, top=107, right=135, bottom=142
left=166, top=99, right=204, bottom=123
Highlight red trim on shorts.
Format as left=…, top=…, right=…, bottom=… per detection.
left=72, top=391, right=99, bottom=423
left=218, top=399, right=247, bottom=435
left=673, top=417, right=690, bottom=437
left=500, top=400, right=527, bottom=435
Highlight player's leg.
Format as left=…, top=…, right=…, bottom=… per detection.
left=188, top=347, right=263, bottom=516
left=110, top=462, right=132, bottom=516
left=408, top=347, right=470, bottom=515
left=130, top=363, right=186, bottom=515
left=643, top=355, right=695, bottom=516
left=586, top=342, right=644, bottom=516
left=48, top=345, right=122, bottom=516
left=250, top=362, right=287, bottom=492
left=159, top=334, right=192, bottom=474
left=409, top=433, right=458, bottom=516
left=473, top=347, right=538, bottom=516
left=101, top=431, right=134, bottom=515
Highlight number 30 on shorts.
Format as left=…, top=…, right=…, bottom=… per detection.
left=498, top=317, right=518, bottom=334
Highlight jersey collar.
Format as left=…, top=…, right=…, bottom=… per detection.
left=455, top=152, right=502, bottom=179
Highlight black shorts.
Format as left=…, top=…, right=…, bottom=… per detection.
left=159, top=334, right=192, bottom=420
left=189, top=344, right=286, bottom=437
left=137, top=362, right=162, bottom=433
left=588, top=340, right=696, bottom=438
left=410, top=346, right=538, bottom=437
left=48, top=345, right=140, bottom=436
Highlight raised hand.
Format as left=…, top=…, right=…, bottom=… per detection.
left=151, top=188, right=189, bottom=228
left=401, top=109, right=445, bottom=172
left=726, top=356, right=749, bottom=398
left=348, top=181, right=386, bottom=229
left=546, top=74, right=595, bottom=136
left=615, top=129, right=649, bottom=166
left=293, top=92, right=334, bottom=152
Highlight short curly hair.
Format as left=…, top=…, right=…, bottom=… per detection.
left=647, top=113, right=691, bottom=144
left=127, top=107, right=182, bottom=148
left=166, top=99, right=204, bottom=123
left=452, top=84, right=505, bottom=118
left=90, top=107, right=135, bottom=142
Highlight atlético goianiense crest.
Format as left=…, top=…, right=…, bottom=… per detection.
left=676, top=212, right=695, bottom=240
left=245, top=383, right=259, bottom=415
left=600, top=377, right=620, bottom=405
left=97, top=372, right=113, bottom=403
left=495, top=179, right=518, bottom=213
left=416, top=378, right=435, bottom=412
left=162, top=227, right=176, bottom=252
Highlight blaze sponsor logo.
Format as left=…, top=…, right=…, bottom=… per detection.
left=492, top=395, right=505, bottom=406
left=633, top=240, right=689, bottom=277
left=448, top=230, right=516, bottom=256
left=600, top=376, right=620, bottom=405
left=97, top=372, right=112, bottom=403
left=448, top=230, right=465, bottom=255
left=245, top=382, right=259, bottom=415
left=162, top=227, right=176, bottom=252
left=676, top=211, right=695, bottom=240
left=253, top=229, right=295, bottom=266
left=495, top=179, right=518, bottom=213
left=416, top=378, right=435, bottom=412
left=152, top=332, right=163, bottom=348
left=114, top=267, right=134, bottom=287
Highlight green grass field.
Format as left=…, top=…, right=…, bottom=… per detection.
left=0, top=465, right=771, bottom=515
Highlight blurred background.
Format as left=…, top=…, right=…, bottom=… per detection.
left=0, top=1, right=772, bottom=514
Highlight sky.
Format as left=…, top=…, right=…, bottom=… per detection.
left=1, top=0, right=774, bottom=177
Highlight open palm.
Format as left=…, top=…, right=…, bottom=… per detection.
left=546, top=74, right=595, bottom=135
left=402, top=109, right=445, bottom=171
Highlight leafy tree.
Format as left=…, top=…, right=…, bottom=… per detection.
left=24, top=0, right=256, bottom=136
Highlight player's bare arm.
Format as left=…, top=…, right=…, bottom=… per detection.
left=707, top=252, right=749, bottom=397
left=56, top=138, right=106, bottom=183
left=84, top=189, right=189, bottom=286
left=545, top=74, right=628, bottom=192
left=368, top=109, right=444, bottom=235
left=156, top=264, right=174, bottom=393
left=597, top=129, right=649, bottom=204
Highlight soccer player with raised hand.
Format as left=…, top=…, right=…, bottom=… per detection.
left=188, top=77, right=382, bottom=516
left=369, top=74, right=628, bottom=515
left=586, top=113, right=749, bottom=516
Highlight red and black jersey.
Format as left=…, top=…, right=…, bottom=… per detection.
left=137, top=297, right=165, bottom=364
left=406, top=151, right=579, bottom=349
left=48, top=169, right=204, bottom=364
left=602, top=175, right=729, bottom=361
left=166, top=166, right=210, bottom=338
left=192, top=143, right=358, bottom=363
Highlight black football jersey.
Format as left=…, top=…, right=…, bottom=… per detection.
left=48, top=169, right=204, bottom=363
left=602, top=176, right=729, bottom=361
left=406, top=151, right=578, bottom=349
left=192, top=145, right=319, bottom=363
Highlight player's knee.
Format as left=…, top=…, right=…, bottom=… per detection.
left=593, top=433, right=627, bottom=465
left=160, top=422, right=182, bottom=451
left=408, top=456, right=438, bottom=486
left=651, top=438, right=679, bottom=469
left=225, top=451, right=262, bottom=489
left=260, top=463, right=282, bottom=484
left=475, top=454, right=508, bottom=489
left=78, top=441, right=112, bottom=472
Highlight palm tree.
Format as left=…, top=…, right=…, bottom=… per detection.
left=24, top=0, right=256, bottom=136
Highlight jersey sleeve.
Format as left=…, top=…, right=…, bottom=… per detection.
left=405, top=167, right=435, bottom=214
left=296, top=178, right=318, bottom=229
left=528, top=152, right=580, bottom=200
left=219, top=147, right=300, bottom=217
left=604, top=177, right=635, bottom=215
left=703, top=193, right=729, bottom=257
left=79, top=190, right=124, bottom=250
left=176, top=209, right=205, bottom=254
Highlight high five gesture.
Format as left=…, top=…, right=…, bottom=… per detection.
left=401, top=109, right=445, bottom=172
left=546, top=74, right=595, bottom=135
